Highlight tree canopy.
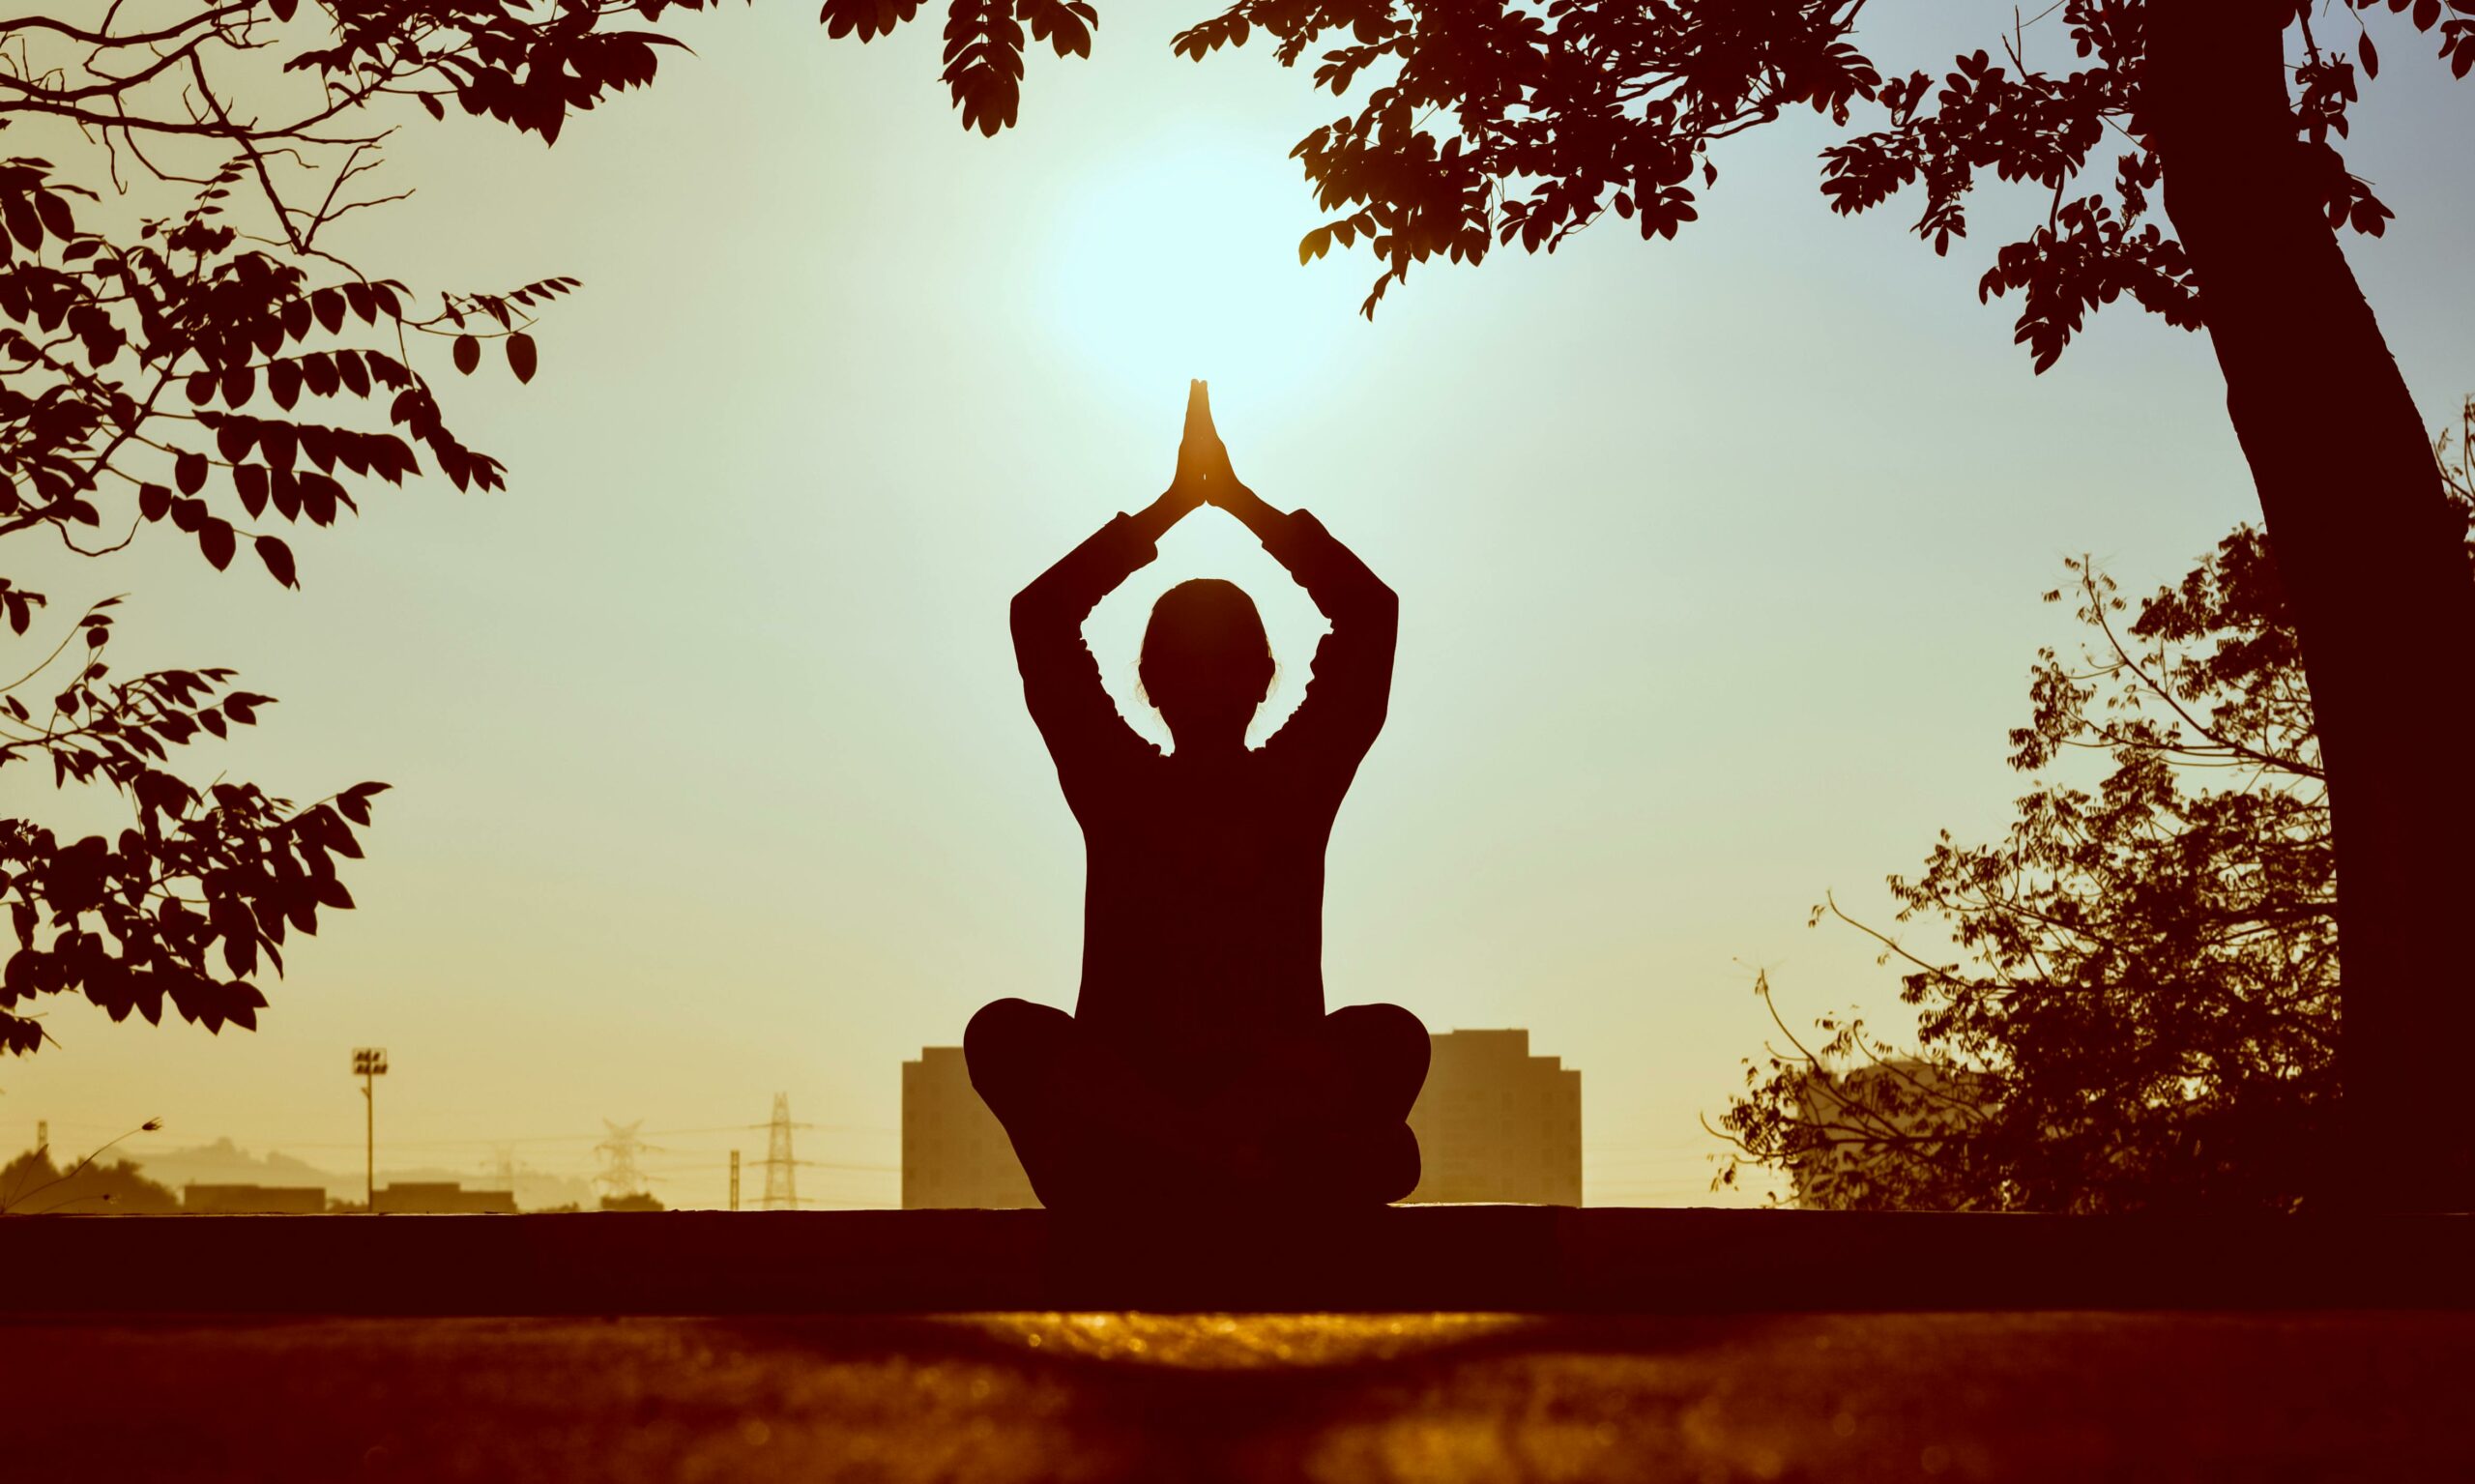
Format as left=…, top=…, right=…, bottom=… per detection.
left=1715, top=401, right=2472, bottom=1212
left=0, top=4, right=790, bottom=1057
left=1154, top=0, right=2465, bottom=357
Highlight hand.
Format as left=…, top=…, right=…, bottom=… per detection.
left=1185, top=381, right=1287, bottom=540
left=1171, top=378, right=1225, bottom=505
left=1130, top=384, right=1212, bottom=542
left=1149, top=380, right=1280, bottom=543
left=1185, top=380, right=1246, bottom=504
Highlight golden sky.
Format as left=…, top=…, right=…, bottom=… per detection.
left=7, top=0, right=2472, bottom=1207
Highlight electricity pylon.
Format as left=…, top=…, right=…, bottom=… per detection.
left=761, top=1093, right=799, bottom=1209
left=594, top=1120, right=653, bottom=1202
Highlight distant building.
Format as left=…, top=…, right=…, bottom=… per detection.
left=372, top=1181, right=516, bottom=1214
left=902, top=1046, right=1038, bottom=1208
left=1405, top=1029, right=1583, bottom=1206
left=184, top=1182, right=324, bottom=1214
left=901, top=1026, right=1584, bottom=1208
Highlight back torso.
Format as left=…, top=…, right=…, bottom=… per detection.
left=1070, top=749, right=1339, bottom=1067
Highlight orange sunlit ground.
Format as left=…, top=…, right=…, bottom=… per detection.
left=12, top=1310, right=2474, bottom=1482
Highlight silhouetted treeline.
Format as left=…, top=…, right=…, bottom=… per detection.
left=0, top=1147, right=181, bottom=1215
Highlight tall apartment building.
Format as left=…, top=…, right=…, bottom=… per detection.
left=902, top=1025, right=1584, bottom=1208
left=902, top=1045, right=1039, bottom=1208
left=1404, top=1029, right=1583, bottom=1206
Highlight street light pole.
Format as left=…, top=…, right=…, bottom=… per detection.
left=352, top=1047, right=388, bottom=1209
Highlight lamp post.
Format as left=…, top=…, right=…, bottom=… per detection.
left=352, top=1047, right=388, bottom=1209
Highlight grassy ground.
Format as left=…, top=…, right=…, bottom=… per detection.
left=9, top=1311, right=2471, bottom=1482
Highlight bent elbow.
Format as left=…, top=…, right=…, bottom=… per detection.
left=1365, top=579, right=1400, bottom=628
left=1009, top=585, right=1049, bottom=642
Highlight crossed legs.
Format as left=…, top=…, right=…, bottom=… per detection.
left=964, top=998, right=1430, bottom=1210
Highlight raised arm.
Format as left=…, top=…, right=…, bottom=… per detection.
left=1187, top=387, right=1398, bottom=774
left=1254, top=502, right=1400, bottom=773
left=1010, top=392, right=1213, bottom=792
left=1012, top=488, right=1196, bottom=787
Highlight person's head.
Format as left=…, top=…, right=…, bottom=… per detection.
left=1139, top=578, right=1274, bottom=745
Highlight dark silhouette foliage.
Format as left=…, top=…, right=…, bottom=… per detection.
left=1146, top=0, right=2459, bottom=346
left=0, top=7, right=625, bottom=1056
left=1714, top=402, right=2475, bottom=1212
left=0, top=1, right=1098, bottom=1057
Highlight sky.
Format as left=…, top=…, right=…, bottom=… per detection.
left=6, top=1, right=2472, bottom=1209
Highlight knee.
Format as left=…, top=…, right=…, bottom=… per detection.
left=1316, top=1121, right=1421, bottom=1207
left=1325, top=1003, right=1430, bottom=1123
left=1373, top=1122, right=1422, bottom=1205
left=1332, top=1003, right=1431, bottom=1079
left=966, top=998, right=1069, bottom=1101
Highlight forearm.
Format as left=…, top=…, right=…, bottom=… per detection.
left=1213, top=479, right=1290, bottom=545
left=1013, top=511, right=1157, bottom=639
left=1126, top=485, right=1201, bottom=546
left=1260, top=507, right=1395, bottom=625
left=1254, top=506, right=1397, bottom=763
left=1013, top=512, right=1162, bottom=775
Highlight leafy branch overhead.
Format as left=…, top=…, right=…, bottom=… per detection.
left=0, top=598, right=391, bottom=1057
left=0, top=0, right=1110, bottom=1059
left=1153, top=0, right=2471, bottom=366
left=811, top=0, right=1097, bottom=134
left=0, top=0, right=1119, bottom=594
left=0, top=1, right=738, bottom=1060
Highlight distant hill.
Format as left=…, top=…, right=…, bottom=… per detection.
left=123, top=1137, right=333, bottom=1191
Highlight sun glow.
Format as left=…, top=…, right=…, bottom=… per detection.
left=1044, top=136, right=1366, bottom=421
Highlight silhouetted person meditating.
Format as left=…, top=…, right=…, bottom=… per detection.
left=969, top=382, right=1430, bottom=1210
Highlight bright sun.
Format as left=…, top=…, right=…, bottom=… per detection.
left=1044, top=135, right=1364, bottom=417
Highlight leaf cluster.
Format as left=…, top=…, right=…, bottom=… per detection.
left=0, top=595, right=389, bottom=1054
left=0, top=0, right=1089, bottom=1060
left=0, top=0, right=1112, bottom=1060
left=0, top=4, right=615, bottom=1058
left=1162, top=0, right=2468, bottom=361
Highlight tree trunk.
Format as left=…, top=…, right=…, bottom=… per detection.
left=2146, top=0, right=2475, bottom=1209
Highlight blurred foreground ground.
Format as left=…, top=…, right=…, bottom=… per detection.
left=10, top=1311, right=2473, bottom=1482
